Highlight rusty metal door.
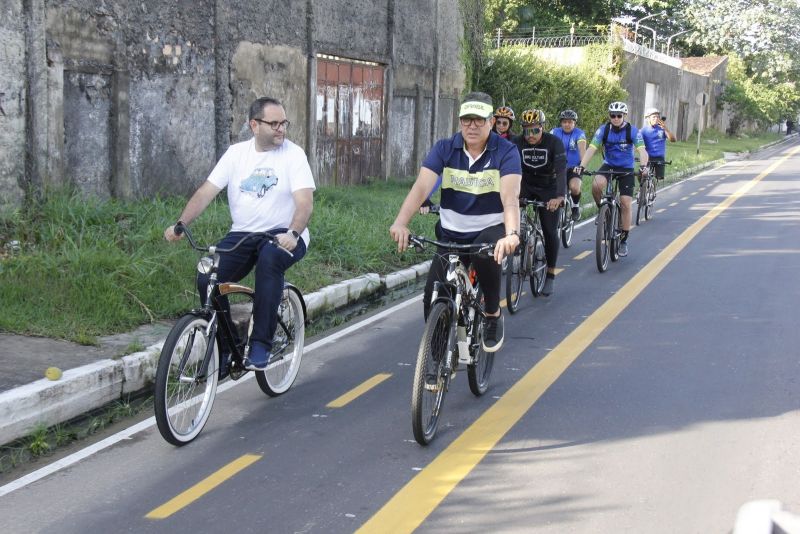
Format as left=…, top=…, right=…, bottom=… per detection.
left=316, top=56, right=384, bottom=185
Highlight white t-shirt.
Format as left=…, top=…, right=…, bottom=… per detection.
left=207, top=138, right=316, bottom=244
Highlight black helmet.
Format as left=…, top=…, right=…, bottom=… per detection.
left=559, top=109, right=578, bottom=121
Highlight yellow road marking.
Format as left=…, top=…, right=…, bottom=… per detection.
left=327, top=373, right=392, bottom=408
left=553, top=268, right=564, bottom=275
left=669, top=202, right=678, bottom=207
left=146, top=454, right=261, bottom=519
left=699, top=186, right=707, bottom=191
left=690, top=192, right=698, bottom=196
left=573, top=251, right=591, bottom=260
left=355, top=145, right=800, bottom=534
left=681, top=195, right=689, bottom=200
left=656, top=208, right=666, bottom=213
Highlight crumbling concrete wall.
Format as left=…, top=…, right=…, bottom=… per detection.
left=1, top=0, right=466, bottom=208
left=0, top=0, right=27, bottom=210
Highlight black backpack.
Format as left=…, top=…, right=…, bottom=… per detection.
left=602, top=122, right=633, bottom=146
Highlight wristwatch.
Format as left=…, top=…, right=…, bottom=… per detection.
left=289, top=229, right=301, bottom=240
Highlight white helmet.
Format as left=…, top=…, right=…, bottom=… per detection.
left=644, top=107, right=660, bottom=117
left=608, top=101, right=629, bottom=114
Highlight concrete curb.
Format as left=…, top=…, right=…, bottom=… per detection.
left=0, top=264, right=431, bottom=446
left=2, top=135, right=794, bottom=445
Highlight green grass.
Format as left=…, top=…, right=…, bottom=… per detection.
left=0, top=180, right=436, bottom=343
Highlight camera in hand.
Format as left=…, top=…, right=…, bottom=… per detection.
left=660, top=116, right=667, bottom=121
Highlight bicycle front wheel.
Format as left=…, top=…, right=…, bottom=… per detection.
left=255, top=288, right=306, bottom=396
left=468, top=290, right=494, bottom=396
left=154, top=313, right=219, bottom=446
left=530, top=234, right=547, bottom=296
left=411, top=302, right=452, bottom=445
left=561, top=207, right=574, bottom=248
left=595, top=204, right=611, bottom=272
left=610, top=205, right=621, bottom=262
left=505, top=246, right=525, bottom=314
left=645, top=179, right=656, bottom=220
left=636, top=182, right=646, bottom=226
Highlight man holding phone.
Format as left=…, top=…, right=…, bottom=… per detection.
left=641, top=107, right=676, bottom=181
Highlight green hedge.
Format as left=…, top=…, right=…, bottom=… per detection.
left=479, top=45, right=627, bottom=136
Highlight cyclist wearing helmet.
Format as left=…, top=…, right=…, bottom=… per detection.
left=641, top=107, right=676, bottom=181
left=512, top=108, right=567, bottom=296
left=575, top=101, right=649, bottom=258
left=492, top=106, right=516, bottom=139
left=550, top=109, right=587, bottom=221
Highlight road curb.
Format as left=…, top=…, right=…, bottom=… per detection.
left=0, top=263, right=431, bottom=446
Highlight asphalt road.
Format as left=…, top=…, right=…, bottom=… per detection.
left=2, top=140, right=799, bottom=533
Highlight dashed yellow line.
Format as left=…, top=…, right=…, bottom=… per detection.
left=681, top=196, right=690, bottom=200
left=656, top=208, right=666, bottom=213
left=553, top=268, right=564, bottom=275
left=669, top=202, right=678, bottom=207
left=146, top=454, right=262, bottom=519
left=327, top=373, right=392, bottom=408
left=690, top=192, right=698, bottom=196
left=355, top=145, right=800, bottom=534
left=573, top=251, right=591, bottom=260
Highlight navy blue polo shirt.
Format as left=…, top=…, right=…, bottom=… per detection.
left=422, top=132, right=521, bottom=240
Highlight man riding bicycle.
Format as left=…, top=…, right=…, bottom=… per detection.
left=551, top=109, right=587, bottom=222
left=640, top=107, right=676, bottom=181
left=390, top=92, right=522, bottom=352
left=512, top=108, right=567, bottom=296
left=164, top=96, right=315, bottom=372
left=575, top=101, right=649, bottom=258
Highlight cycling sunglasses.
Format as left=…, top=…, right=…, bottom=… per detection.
left=609, top=113, right=624, bottom=119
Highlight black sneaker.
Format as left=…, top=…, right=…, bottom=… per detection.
left=482, top=314, right=504, bottom=352
left=542, top=277, right=554, bottom=296
left=618, top=241, right=628, bottom=257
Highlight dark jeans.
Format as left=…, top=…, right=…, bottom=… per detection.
left=423, top=222, right=505, bottom=319
left=197, top=229, right=306, bottom=349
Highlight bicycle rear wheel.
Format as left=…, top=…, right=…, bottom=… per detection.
left=595, top=204, right=611, bottom=272
left=411, top=302, right=452, bottom=445
left=530, top=234, right=547, bottom=296
left=255, top=288, right=306, bottom=396
left=560, top=206, right=574, bottom=248
left=467, top=290, right=494, bottom=396
left=505, top=246, right=525, bottom=314
left=154, top=313, right=219, bottom=446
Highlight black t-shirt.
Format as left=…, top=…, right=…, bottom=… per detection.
left=512, top=132, right=567, bottom=198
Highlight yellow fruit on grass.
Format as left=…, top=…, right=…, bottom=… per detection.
left=45, top=367, right=63, bottom=381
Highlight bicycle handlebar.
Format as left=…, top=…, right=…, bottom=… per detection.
left=576, top=168, right=634, bottom=178
left=174, top=223, right=292, bottom=257
left=520, top=199, right=548, bottom=208
left=409, top=235, right=495, bottom=257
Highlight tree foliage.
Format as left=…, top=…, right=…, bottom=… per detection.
left=479, top=46, right=627, bottom=135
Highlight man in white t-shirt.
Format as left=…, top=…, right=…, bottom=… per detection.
left=164, top=97, right=315, bottom=372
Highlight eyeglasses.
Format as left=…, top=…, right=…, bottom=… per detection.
left=460, top=117, right=487, bottom=127
left=254, top=118, right=290, bottom=130
left=609, top=114, right=623, bottom=119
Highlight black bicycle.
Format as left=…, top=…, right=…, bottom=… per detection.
left=408, top=235, right=495, bottom=445
left=582, top=169, right=632, bottom=272
left=636, top=160, right=671, bottom=225
left=505, top=198, right=548, bottom=314
left=557, top=194, right=575, bottom=248
left=154, top=223, right=307, bottom=446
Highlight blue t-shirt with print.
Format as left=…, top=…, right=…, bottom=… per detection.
left=422, top=131, right=521, bottom=240
left=589, top=122, right=645, bottom=169
left=640, top=123, right=668, bottom=158
left=550, top=127, right=587, bottom=168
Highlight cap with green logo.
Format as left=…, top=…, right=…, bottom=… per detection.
left=459, top=101, right=494, bottom=119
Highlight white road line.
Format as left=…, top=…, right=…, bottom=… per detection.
left=0, top=294, right=423, bottom=497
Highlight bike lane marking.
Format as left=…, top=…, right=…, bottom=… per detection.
left=327, top=373, right=393, bottom=408
left=355, top=145, right=800, bottom=534
left=573, top=251, right=591, bottom=260
left=145, top=454, right=261, bottom=519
